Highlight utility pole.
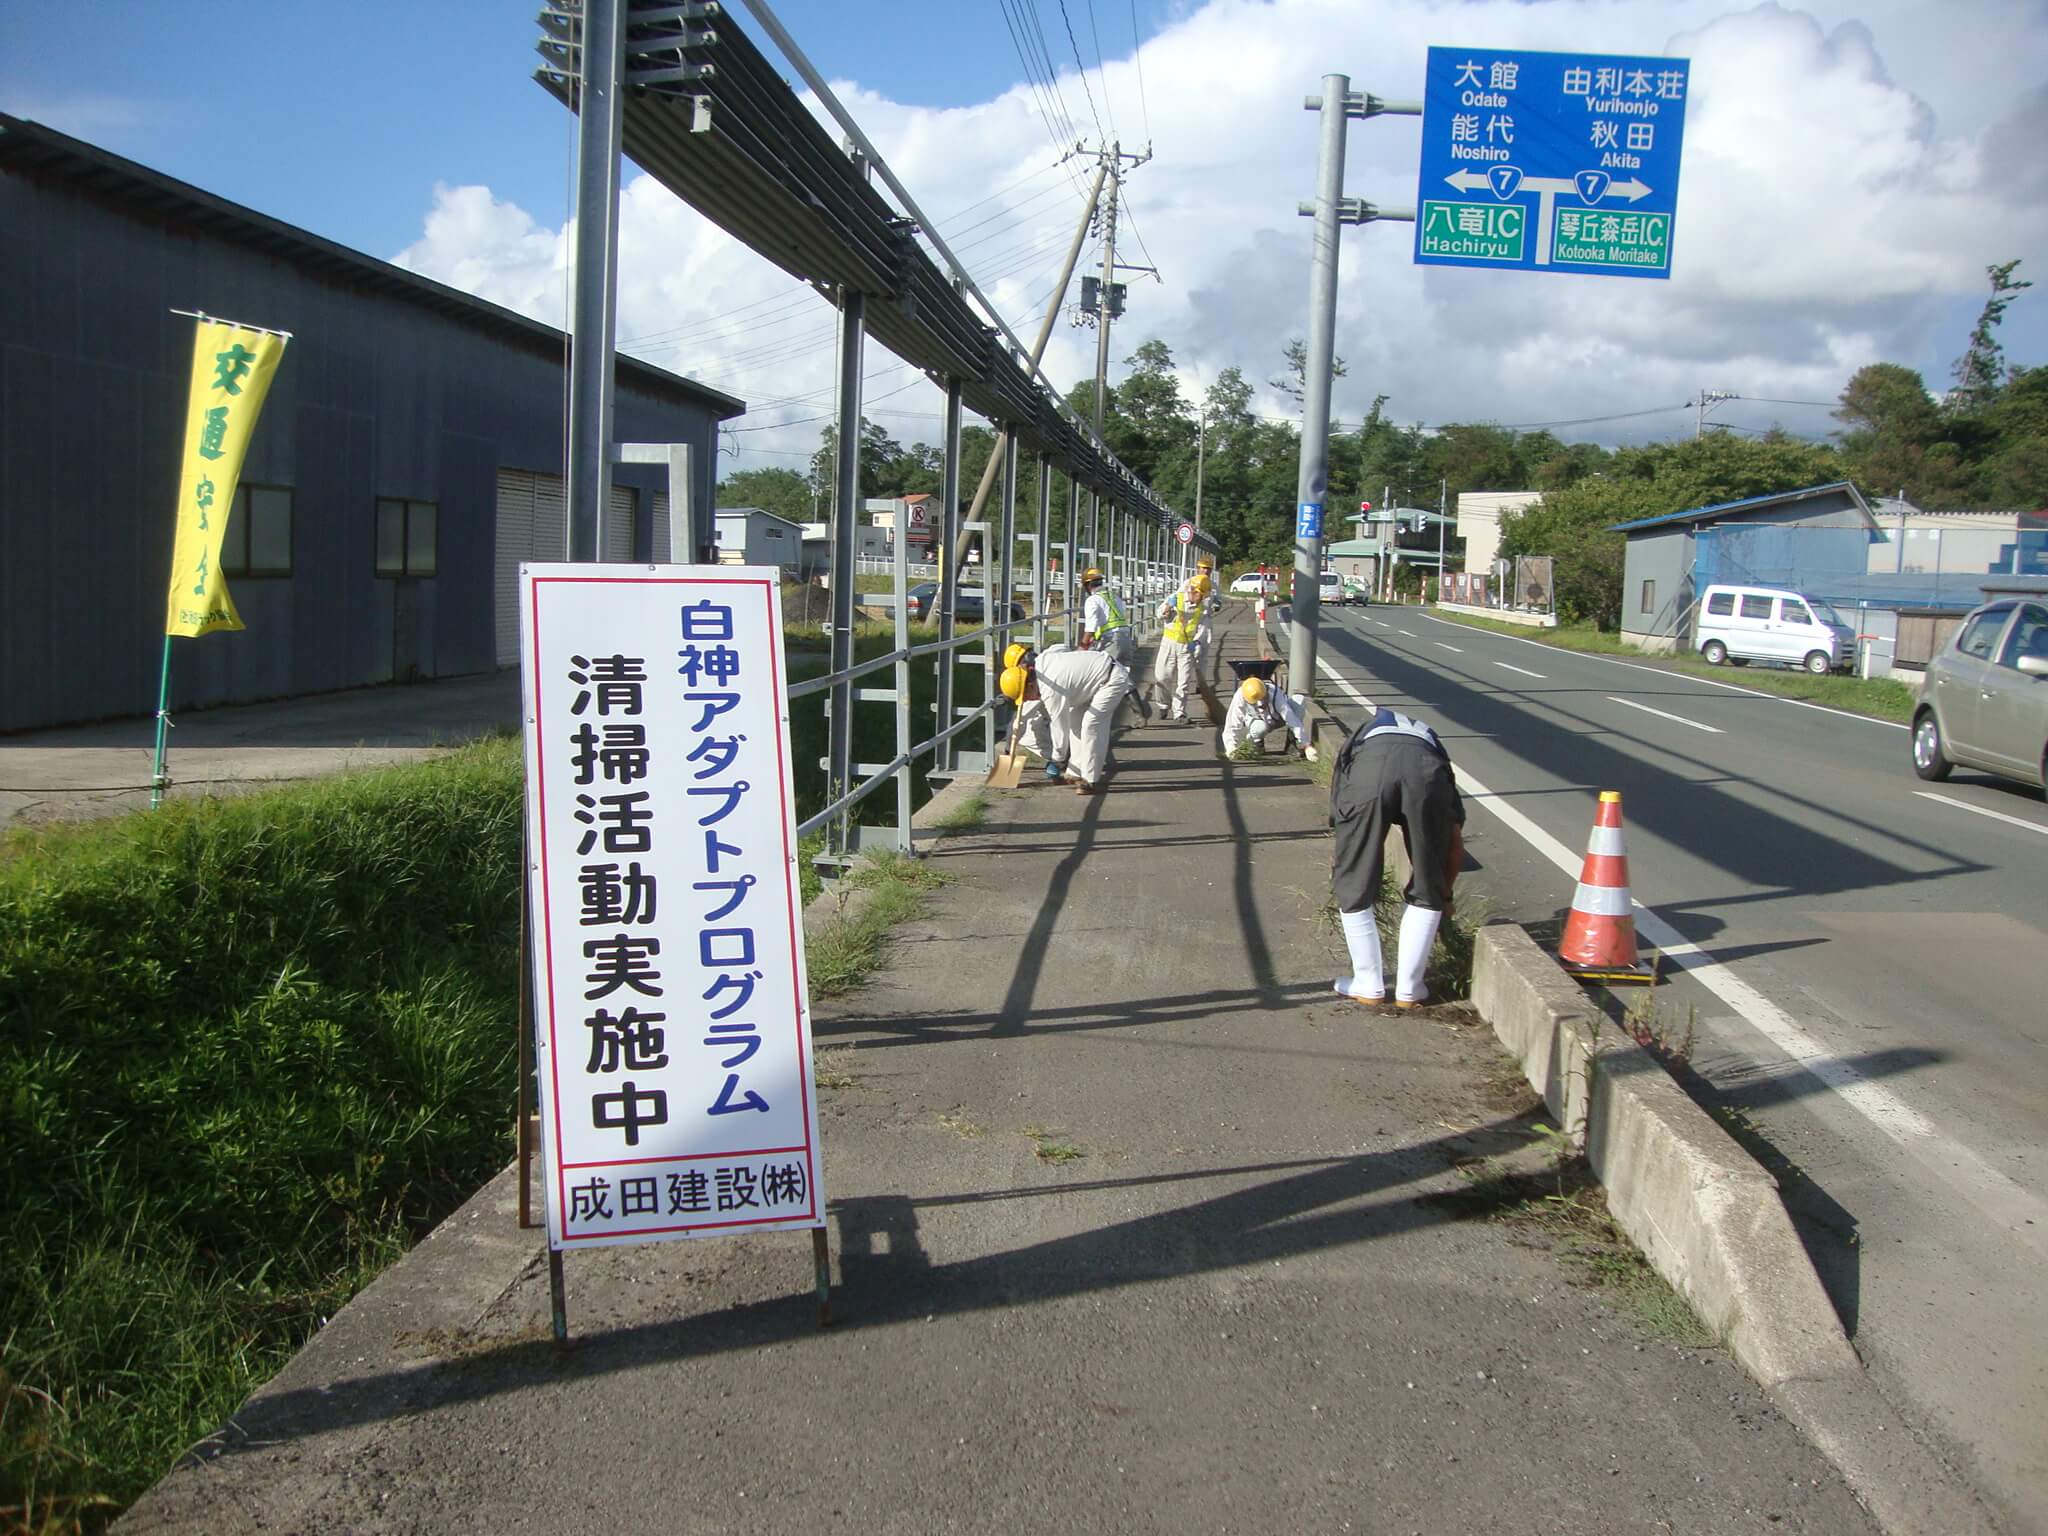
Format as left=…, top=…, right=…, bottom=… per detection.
left=1288, top=76, right=1418, bottom=695
left=1695, top=388, right=1736, bottom=439
left=1191, top=407, right=1206, bottom=580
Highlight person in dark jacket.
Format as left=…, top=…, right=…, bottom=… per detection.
left=1329, top=705, right=1465, bottom=1007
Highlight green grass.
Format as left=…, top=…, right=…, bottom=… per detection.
left=1315, top=868, right=1483, bottom=1003
left=804, top=851, right=953, bottom=998
left=929, top=791, right=989, bottom=833
left=1430, top=609, right=1918, bottom=722
left=1, top=742, right=526, bottom=1533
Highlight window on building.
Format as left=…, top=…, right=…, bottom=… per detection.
left=1640, top=579, right=1655, bottom=614
left=376, top=498, right=438, bottom=577
left=222, top=485, right=293, bottom=576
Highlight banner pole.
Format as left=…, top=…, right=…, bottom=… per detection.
left=150, top=636, right=174, bottom=810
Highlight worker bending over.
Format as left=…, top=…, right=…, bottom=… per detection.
left=1220, top=675, right=1309, bottom=756
left=1000, top=645, right=1131, bottom=795
left=1153, top=573, right=1208, bottom=724
left=1329, top=704, right=1465, bottom=1008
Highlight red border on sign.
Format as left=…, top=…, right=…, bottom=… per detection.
left=527, top=574, right=820, bottom=1243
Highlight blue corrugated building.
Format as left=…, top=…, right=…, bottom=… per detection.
left=0, top=115, right=745, bottom=734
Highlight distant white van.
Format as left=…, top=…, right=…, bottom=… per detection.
left=1694, top=584, right=1852, bottom=675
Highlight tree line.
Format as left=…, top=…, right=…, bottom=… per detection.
left=718, top=262, right=2041, bottom=627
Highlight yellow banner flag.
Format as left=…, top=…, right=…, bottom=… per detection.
left=164, top=320, right=288, bottom=637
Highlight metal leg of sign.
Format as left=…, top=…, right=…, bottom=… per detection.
left=549, top=1247, right=569, bottom=1344
left=517, top=831, right=540, bottom=1230
left=813, top=1226, right=833, bottom=1327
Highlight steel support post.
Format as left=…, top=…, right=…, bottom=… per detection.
left=1288, top=73, right=1351, bottom=698
left=1064, top=479, right=1081, bottom=636
left=566, top=0, right=625, bottom=563
left=826, top=289, right=865, bottom=861
left=1034, top=454, right=1051, bottom=648
left=892, top=489, right=912, bottom=852
left=935, top=379, right=963, bottom=771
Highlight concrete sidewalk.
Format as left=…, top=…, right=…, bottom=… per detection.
left=0, top=670, right=522, bottom=826
left=122, top=609, right=1876, bottom=1534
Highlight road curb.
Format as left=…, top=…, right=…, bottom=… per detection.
left=1471, top=923, right=1998, bottom=1536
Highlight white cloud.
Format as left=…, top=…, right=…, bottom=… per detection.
left=391, top=0, right=2048, bottom=479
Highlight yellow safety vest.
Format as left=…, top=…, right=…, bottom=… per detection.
left=1164, top=591, right=1201, bottom=644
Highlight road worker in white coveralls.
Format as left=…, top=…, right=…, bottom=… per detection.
left=1079, top=566, right=1149, bottom=722
left=1079, top=567, right=1134, bottom=672
left=1002, top=640, right=1076, bottom=784
left=1153, top=573, right=1207, bottom=724
left=1328, top=703, right=1465, bottom=1008
left=1189, top=558, right=1219, bottom=673
left=1220, top=674, right=1309, bottom=756
left=1000, top=644, right=1130, bottom=795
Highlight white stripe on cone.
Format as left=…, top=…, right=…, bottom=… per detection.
left=1585, top=825, right=1626, bottom=856
left=1570, top=883, right=1634, bottom=917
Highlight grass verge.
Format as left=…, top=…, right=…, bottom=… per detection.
left=1, top=742, right=524, bottom=1534
left=1430, top=609, right=1918, bottom=723
left=1449, top=1153, right=1714, bottom=1347
left=805, top=851, right=952, bottom=998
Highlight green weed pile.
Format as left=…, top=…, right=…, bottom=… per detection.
left=1, top=740, right=525, bottom=1532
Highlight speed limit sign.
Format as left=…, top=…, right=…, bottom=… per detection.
left=1175, top=521, right=1194, bottom=545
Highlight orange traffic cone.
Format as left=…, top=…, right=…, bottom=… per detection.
left=1558, top=791, right=1653, bottom=983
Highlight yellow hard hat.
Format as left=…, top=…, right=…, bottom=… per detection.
left=1193, top=574, right=1214, bottom=594
left=1242, top=676, right=1267, bottom=703
left=1197, top=555, right=1214, bottom=569
left=1082, top=567, right=1104, bottom=584
left=998, top=665, right=1029, bottom=703
left=1003, top=642, right=1031, bottom=670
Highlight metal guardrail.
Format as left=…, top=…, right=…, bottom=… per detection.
left=790, top=526, right=1178, bottom=855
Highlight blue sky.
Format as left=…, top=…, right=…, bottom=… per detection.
left=6, top=0, right=2043, bottom=468
left=1, top=0, right=1171, bottom=261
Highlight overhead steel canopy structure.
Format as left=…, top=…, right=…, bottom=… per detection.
left=533, top=0, right=1204, bottom=544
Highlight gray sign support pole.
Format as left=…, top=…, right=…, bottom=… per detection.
left=1286, top=77, right=1420, bottom=694
left=566, top=0, right=625, bottom=563
left=1287, top=73, right=1351, bottom=697
left=935, top=379, right=962, bottom=772
left=826, top=287, right=865, bottom=861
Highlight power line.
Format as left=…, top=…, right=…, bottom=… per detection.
left=1084, top=0, right=1121, bottom=145
left=1128, top=0, right=1152, bottom=146
left=1056, top=0, right=1108, bottom=144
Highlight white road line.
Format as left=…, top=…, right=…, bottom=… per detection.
left=1913, top=791, right=2048, bottom=837
left=1606, top=696, right=1724, bottom=734
left=1433, top=642, right=1465, bottom=654
left=1393, top=629, right=1416, bottom=637
left=1416, top=612, right=1907, bottom=732
left=1493, top=662, right=1546, bottom=680
left=1313, top=651, right=2048, bottom=1249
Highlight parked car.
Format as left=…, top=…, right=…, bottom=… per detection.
left=1288, top=570, right=1346, bottom=605
left=1228, top=571, right=1276, bottom=597
left=904, top=580, right=1025, bottom=626
left=1912, top=597, right=2048, bottom=796
left=1694, top=583, right=1852, bottom=675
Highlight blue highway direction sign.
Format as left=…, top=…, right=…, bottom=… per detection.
left=1415, top=46, right=1690, bottom=279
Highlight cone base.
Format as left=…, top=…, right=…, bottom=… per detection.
left=1560, top=960, right=1656, bottom=985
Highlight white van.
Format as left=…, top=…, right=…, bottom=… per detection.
left=1694, top=584, right=1852, bottom=675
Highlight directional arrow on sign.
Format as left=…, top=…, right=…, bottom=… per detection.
left=1443, top=168, right=1652, bottom=203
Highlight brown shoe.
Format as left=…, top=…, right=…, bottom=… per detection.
left=1070, top=778, right=1098, bottom=796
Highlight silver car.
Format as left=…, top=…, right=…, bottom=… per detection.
left=1912, top=598, right=2048, bottom=795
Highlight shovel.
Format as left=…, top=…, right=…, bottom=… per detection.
left=985, top=708, right=1027, bottom=789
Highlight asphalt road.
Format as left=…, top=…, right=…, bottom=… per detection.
left=1293, top=601, right=2047, bottom=1535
